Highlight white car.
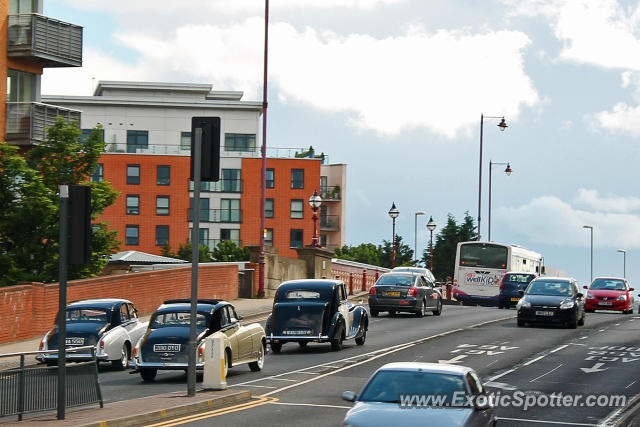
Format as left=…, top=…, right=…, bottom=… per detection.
left=38, top=298, right=148, bottom=369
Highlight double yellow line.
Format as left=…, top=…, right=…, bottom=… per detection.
left=144, top=396, right=279, bottom=427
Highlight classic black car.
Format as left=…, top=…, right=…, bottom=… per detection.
left=368, top=272, right=442, bottom=317
left=265, top=279, right=368, bottom=352
left=517, top=277, right=586, bottom=328
left=37, top=298, right=147, bottom=369
left=133, top=299, right=266, bottom=382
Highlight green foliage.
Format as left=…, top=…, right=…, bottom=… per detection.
left=0, top=119, right=120, bottom=286
left=211, top=240, right=250, bottom=262
left=379, top=235, right=415, bottom=268
left=162, top=241, right=213, bottom=262
left=334, top=236, right=415, bottom=269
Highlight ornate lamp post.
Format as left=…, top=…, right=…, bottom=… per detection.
left=488, top=161, right=512, bottom=242
left=388, top=203, right=399, bottom=268
left=308, top=190, right=322, bottom=247
left=426, top=216, right=437, bottom=271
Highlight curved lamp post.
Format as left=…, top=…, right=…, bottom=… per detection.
left=309, top=190, right=322, bottom=247
left=488, top=161, right=512, bottom=241
left=426, top=216, right=437, bottom=271
left=477, top=114, right=507, bottom=240
left=388, top=203, right=400, bottom=268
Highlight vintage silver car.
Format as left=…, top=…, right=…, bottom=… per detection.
left=37, top=298, right=148, bottom=370
left=133, top=299, right=266, bottom=382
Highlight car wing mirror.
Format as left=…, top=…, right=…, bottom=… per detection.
left=237, top=315, right=243, bottom=321
left=576, top=292, right=584, bottom=299
left=517, top=290, right=525, bottom=297
left=583, top=285, right=589, bottom=290
left=342, top=391, right=357, bottom=402
left=630, top=288, right=635, bottom=292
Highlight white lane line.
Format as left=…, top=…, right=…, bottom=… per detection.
left=269, top=378, right=298, bottom=382
left=486, top=368, right=517, bottom=382
left=625, top=380, right=636, bottom=389
left=523, top=344, right=568, bottom=367
left=486, top=360, right=498, bottom=367
left=615, top=323, right=621, bottom=326
left=297, top=372, right=320, bottom=375
left=270, top=402, right=351, bottom=409
left=498, top=417, right=597, bottom=426
left=530, top=364, right=563, bottom=383
left=232, top=384, right=277, bottom=389
left=579, top=336, right=589, bottom=340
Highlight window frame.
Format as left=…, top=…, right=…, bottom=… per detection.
left=156, top=195, right=170, bottom=216
left=290, top=229, right=303, bottom=248
left=265, top=198, right=274, bottom=218
left=126, top=194, right=140, bottom=215
left=291, top=169, right=305, bottom=189
left=155, top=225, right=169, bottom=246
left=90, top=163, right=104, bottom=183
left=125, top=225, right=139, bottom=245
left=224, top=133, right=256, bottom=152
left=266, top=168, right=275, bottom=188
left=290, top=199, right=304, bottom=219
left=127, top=164, right=140, bottom=185
left=157, top=165, right=171, bottom=186
left=126, top=130, right=149, bottom=153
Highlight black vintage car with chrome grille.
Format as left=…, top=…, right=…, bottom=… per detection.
left=265, top=279, right=368, bottom=352
left=133, top=299, right=266, bottom=382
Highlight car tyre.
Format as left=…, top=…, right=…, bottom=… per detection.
left=517, top=319, right=525, bottom=327
left=578, top=311, right=585, bottom=326
left=433, top=298, right=442, bottom=316
left=586, top=309, right=595, bottom=313
left=224, top=350, right=231, bottom=378
left=355, top=329, right=366, bottom=346
left=331, top=322, right=344, bottom=351
left=568, top=314, right=578, bottom=329
left=140, top=368, right=157, bottom=382
left=388, top=310, right=397, bottom=317
left=249, top=344, right=265, bottom=372
left=112, top=344, right=129, bottom=370
left=415, top=300, right=426, bottom=318
left=370, top=309, right=379, bottom=317
left=298, top=341, right=308, bottom=349
left=270, top=342, right=282, bottom=354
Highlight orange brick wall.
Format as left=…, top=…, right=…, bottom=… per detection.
left=0, top=264, right=238, bottom=344
left=96, top=154, right=191, bottom=254
left=241, top=158, right=322, bottom=258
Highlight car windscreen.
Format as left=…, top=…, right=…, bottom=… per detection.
left=590, top=279, right=626, bottom=291
left=150, top=311, right=208, bottom=330
left=459, top=243, right=508, bottom=268
left=66, top=308, right=109, bottom=324
left=359, top=370, right=468, bottom=404
left=526, top=281, right=573, bottom=296
left=375, top=275, right=415, bottom=287
left=504, top=273, right=535, bottom=284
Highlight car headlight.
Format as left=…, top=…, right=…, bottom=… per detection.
left=517, top=299, right=531, bottom=309
left=618, top=294, right=628, bottom=301
left=586, top=292, right=594, bottom=299
left=560, top=300, right=575, bottom=309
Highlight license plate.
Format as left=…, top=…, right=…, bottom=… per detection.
left=282, top=330, right=311, bottom=335
left=153, top=344, right=180, bottom=352
left=385, top=291, right=401, bottom=297
left=510, top=297, right=520, bottom=302
left=65, top=337, right=84, bottom=346
left=598, top=301, right=613, bottom=306
left=535, top=311, right=554, bottom=316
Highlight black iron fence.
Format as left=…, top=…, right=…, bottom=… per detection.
left=0, top=347, right=103, bottom=421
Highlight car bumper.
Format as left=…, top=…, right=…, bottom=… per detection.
left=134, top=361, right=205, bottom=370
left=585, top=300, right=628, bottom=311
left=368, top=296, right=421, bottom=312
left=267, top=334, right=330, bottom=343
left=37, top=351, right=109, bottom=362
left=518, top=307, right=576, bottom=323
left=499, top=295, right=521, bottom=306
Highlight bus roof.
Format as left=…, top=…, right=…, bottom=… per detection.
left=457, top=241, right=542, bottom=260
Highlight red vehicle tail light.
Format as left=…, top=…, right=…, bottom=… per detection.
left=408, top=287, right=418, bottom=296
left=133, top=347, right=137, bottom=357
left=369, top=286, right=376, bottom=295
left=198, top=346, right=204, bottom=357
left=99, top=339, right=105, bottom=350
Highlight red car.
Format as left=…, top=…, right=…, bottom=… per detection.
left=584, top=277, right=635, bottom=313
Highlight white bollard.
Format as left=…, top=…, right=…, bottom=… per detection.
left=203, top=335, right=226, bottom=390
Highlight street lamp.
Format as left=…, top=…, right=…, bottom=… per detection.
left=388, top=203, right=400, bottom=268
left=477, top=114, right=507, bottom=241
left=426, top=216, right=437, bottom=271
left=618, top=249, right=627, bottom=278
left=414, top=211, right=426, bottom=264
left=308, top=189, right=322, bottom=247
left=488, top=161, right=512, bottom=242
left=583, top=225, right=593, bottom=283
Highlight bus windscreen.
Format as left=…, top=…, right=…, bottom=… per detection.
left=459, top=244, right=508, bottom=269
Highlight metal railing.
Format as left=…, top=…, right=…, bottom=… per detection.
left=320, top=214, right=340, bottom=231
left=188, top=209, right=242, bottom=223
left=0, top=347, right=103, bottom=420
left=320, top=186, right=341, bottom=201
left=6, top=102, right=81, bottom=145
left=189, top=179, right=243, bottom=193
left=8, top=14, right=83, bottom=67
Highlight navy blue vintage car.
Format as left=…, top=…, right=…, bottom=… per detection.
left=265, top=279, right=368, bottom=352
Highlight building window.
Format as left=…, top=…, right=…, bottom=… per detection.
left=221, top=199, right=241, bottom=222
left=156, top=225, right=169, bottom=246
left=125, top=225, right=139, bottom=245
left=190, top=227, right=209, bottom=242
left=126, top=195, right=140, bottom=215
left=291, top=169, right=304, bottom=189
left=80, top=128, right=105, bottom=144
left=10, top=0, right=35, bottom=13
left=7, top=69, right=36, bottom=103
left=266, top=168, right=275, bottom=188
left=290, top=199, right=304, bottom=219
left=156, top=196, right=169, bottom=216
left=91, top=164, right=103, bottom=182
left=221, top=228, right=240, bottom=244
left=126, top=130, right=148, bottom=153
left=290, top=229, right=303, bottom=248
left=265, top=228, right=273, bottom=246
left=320, top=235, right=327, bottom=247
left=180, top=131, right=191, bottom=151
left=265, top=198, right=274, bottom=218
left=224, top=133, right=256, bottom=151
left=221, top=169, right=241, bottom=192
left=127, top=165, right=140, bottom=185
left=157, top=165, right=170, bottom=185
left=190, top=198, right=210, bottom=222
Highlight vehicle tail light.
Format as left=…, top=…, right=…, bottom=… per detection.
left=500, top=275, right=507, bottom=290
left=369, top=286, right=376, bottom=295
left=133, top=347, right=137, bottom=357
left=408, top=287, right=418, bottom=297
left=99, top=339, right=105, bottom=350
left=198, top=346, right=204, bottom=359
left=39, top=341, right=44, bottom=351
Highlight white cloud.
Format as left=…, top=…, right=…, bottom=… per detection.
left=44, top=18, right=540, bottom=137
left=592, top=101, right=640, bottom=137
left=573, top=189, right=640, bottom=213
left=497, top=192, right=640, bottom=248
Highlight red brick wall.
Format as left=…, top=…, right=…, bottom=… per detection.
left=0, top=264, right=238, bottom=344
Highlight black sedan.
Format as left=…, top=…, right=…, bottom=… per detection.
left=368, top=272, right=442, bottom=317
left=516, top=277, right=586, bottom=328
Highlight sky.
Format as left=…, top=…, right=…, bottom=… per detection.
left=42, top=0, right=640, bottom=288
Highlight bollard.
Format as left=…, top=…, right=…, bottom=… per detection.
left=203, top=335, right=227, bottom=390
left=361, top=270, right=367, bottom=292
left=374, top=271, right=379, bottom=282
left=349, top=273, right=354, bottom=295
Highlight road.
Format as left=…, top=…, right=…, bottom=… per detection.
left=87, top=304, right=640, bottom=426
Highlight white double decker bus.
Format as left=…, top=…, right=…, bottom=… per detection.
left=453, top=241, right=543, bottom=297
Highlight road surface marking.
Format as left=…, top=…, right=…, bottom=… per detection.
left=238, top=384, right=277, bottom=388
left=625, top=380, right=636, bottom=389
left=486, top=360, right=499, bottom=367
left=271, top=402, right=351, bottom=409
left=497, top=417, right=597, bottom=426
left=530, top=363, right=563, bottom=382
left=269, top=378, right=297, bottom=382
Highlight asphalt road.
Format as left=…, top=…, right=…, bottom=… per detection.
left=86, top=304, right=640, bottom=427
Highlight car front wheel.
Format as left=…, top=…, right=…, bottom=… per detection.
left=270, top=342, right=282, bottom=353
left=249, top=344, right=264, bottom=372
left=433, top=298, right=442, bottom=316
left=355, top=329, right=366, bottom=346
left=331, top=323, right=344, bottom=351
left=140, top=368, right=157, bottom=382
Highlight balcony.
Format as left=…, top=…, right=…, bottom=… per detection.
left=6, top=102, right=81, bottom=145
left=320, top=185, right=341, bottom=201
left=189, top=179, right=243, bottom=193
left=8, top=14, right=83, bottom=67
left=320, top=214, right=340, bottom=231
left=188, top=209, right=242, bottom=223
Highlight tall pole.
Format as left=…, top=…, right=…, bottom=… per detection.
left=57, top=185, right=69, bottom=420
left=477, top=114, right=484, bottom=241
left=311, top=206, right=319, bottom=246
left=583, top=225, right=593, bottom=283
left=414, top=211, right=425, bottom=264
left=618, top=249, right=626, bottom=278
left=488, top=159, right=492, bottom=242
left=392, top=217, right=396, bottom=268
left=258, top=0, right=269, bottom=298
left=429, top=229, right=434, bottom=271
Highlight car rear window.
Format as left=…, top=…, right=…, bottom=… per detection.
left=66, top=308, right=108, bottom=323
left=285, top=290, right=321, bottom=299
left=376, top=275, right=415, bottom=287
left=150, top=311, right=207, bottom=329
left=504, top=273, right=535, bottom=283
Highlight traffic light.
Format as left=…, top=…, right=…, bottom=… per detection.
left=190, top=117, right=221, bottom=182
left=68, top=185, right=91, bottom=265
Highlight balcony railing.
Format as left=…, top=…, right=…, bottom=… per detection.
left=8, top=14, right=83, bottom=67
left=189, top=180, right=243, bottom=193
left=196, top=239, right=242, bottom=251
left=6, top=102, right=81, bottom=145
left=320, top=186, right=341, bottom=201
left=320, top=214, right=340, bottom=231
left=188, top=209, right=242, bottom=223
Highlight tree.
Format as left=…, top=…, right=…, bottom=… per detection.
left=0, top=119, right=120, bottom=286
left=379, top=235, right=415, bottom=268
left=334, top=243, right=381, bottom=265
left=211, top=240, right=250, bottom=262
left=161, top=241, right=213, bottom=262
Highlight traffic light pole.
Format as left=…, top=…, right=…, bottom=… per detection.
left=57, top=185, right=69, bottom=420
left=188, top=128, right=202, bottom=397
